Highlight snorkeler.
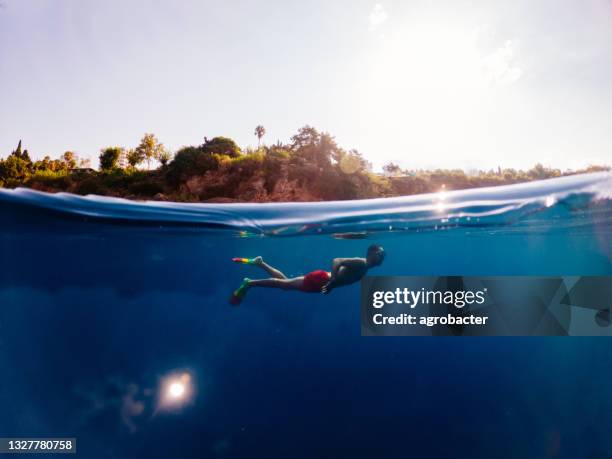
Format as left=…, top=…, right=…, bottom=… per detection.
left=229, top=244, right=385, bottom=305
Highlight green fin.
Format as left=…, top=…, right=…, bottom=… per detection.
left=229, top=278, right=251, bottom=305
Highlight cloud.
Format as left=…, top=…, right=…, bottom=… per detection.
left=369, top=4, right=388, bottom=31
left=482, top=40, right=523, bottom=85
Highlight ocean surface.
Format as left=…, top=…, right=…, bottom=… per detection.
left=0, top=172, right=611, bottom=458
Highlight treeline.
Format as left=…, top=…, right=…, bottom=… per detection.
left=380, top=162, right=610, bottom=196
left=0, top=127, right=608, bottom=202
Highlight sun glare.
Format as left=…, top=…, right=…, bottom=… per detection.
left=169, top=382, right=185, bottom=399
left=158, top=372, right=193, bottom=410
left=367, top=22, right=488, bottom=104
left=436, top=186, right=448, bottom=213
left=361, top=18, right=520, bottom=167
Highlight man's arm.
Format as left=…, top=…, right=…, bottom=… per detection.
left=322, top=258, right=366, bottom=293
left=329, top=258, right=349, bottom=278
left=322, top=258, right=346, bottom=293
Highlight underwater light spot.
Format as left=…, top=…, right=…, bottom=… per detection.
left=159, top=372, right=193, bottom=410
left=169, top=382, right=185, bottom=398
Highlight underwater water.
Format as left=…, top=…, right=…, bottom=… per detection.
left=0, top=172, right=611, bottom=458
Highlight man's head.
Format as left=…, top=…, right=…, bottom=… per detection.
left=366, top=244, right=385, bottom=267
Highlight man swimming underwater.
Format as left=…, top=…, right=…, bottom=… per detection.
left=230, top=244, right=385, bottom=305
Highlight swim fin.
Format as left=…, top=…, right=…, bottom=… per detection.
left=232, top=257, right=256, bottom=264
left=229, top=278, right=251, bottom=306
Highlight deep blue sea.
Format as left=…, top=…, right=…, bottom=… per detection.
left=0, top=172, right=611, bottom=458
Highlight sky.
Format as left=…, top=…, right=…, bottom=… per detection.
left=0, top=0, right=611, bottom=171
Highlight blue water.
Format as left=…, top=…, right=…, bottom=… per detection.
left=0, top=172, right=611, bottom=458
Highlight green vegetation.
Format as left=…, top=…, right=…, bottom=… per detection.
left=0, top=127, right=608, bottom=202
left=99, top=147, right=123, bottom=171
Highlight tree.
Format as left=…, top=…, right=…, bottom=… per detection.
left=61, top=151, right=77, bottom=169
left=291, top=125, right=320, bottom=150
left=157, top=149, right=173, bottom=167
left=33, top=156, right=52, bottom=172
left=383, top=162, right=402, bottom=177
left=13, top=140, right=22, bottom=158
left=202, top=136, right=241, bottom=158
left=319, top=132, right=342, bottom=163
left=10, top=140, right=31, bottom=162
left=135, top=133, right=165, bottom=169
left=348, top=149, right=372, bottom=171
left=99, top=147, right=123, bottom=171
left=33, top=155, right=65, bottom=172
left=0, top=154, right=31, bottom=185
left=166, top=146, right=220, bottom=185
left=339, top=149, right=371, bottom=174
left=290, top=126, right=337, bottom=167
left=127, top=148, right=145, bottom=168
left=254, top=125, right=266, bottom=148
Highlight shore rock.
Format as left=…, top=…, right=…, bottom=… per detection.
left=180, top=165, right=322, bottom=203
left=153, top=193, right=168, bottom=201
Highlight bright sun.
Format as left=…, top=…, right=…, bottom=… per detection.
left=159, top=372, right=193, bottom=410
left=168, top=382, right=185, bottom=399
left=360, top=19, right=522, bottom=168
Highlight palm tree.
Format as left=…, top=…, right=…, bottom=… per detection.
left=254, top=125, right=266, bottom=148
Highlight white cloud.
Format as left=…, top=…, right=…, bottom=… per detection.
left=482, top=40, right=523, bottom=85
left=369, top=4, right=388, bottom=31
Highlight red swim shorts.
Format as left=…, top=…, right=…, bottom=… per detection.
left=302, top=270, right=331, bottom=292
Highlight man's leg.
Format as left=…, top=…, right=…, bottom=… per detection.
left=230, top=276, right=305, bottom=305
left=252, top=256, right=287, bottom=279
left=248, top=276, right=304, bottom=290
